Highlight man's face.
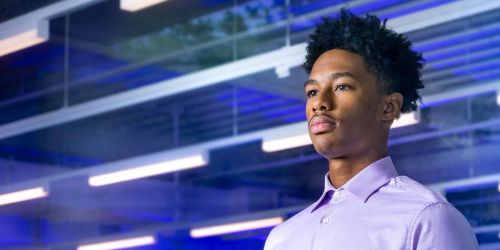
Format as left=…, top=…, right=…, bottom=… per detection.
left=305, top=49, right=387, bottom=159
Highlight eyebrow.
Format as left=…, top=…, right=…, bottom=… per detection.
left=304, top=71, right=357, bottom=88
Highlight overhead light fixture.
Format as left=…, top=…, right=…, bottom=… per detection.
left=120, top=0, right=168, bottom=12
left=77, top=235, right=155, bottom=250
left=190, top=217, right=284, bottom=238
left=0, top=186, right=48, bottom=206
left=89, top=154, right=207, bottom=186
left=391, top=111, right=419, bottom=128
left=0, top=20, right=49, bottom=57
left=262, top=122, right=310, bottom=152
left=262, top=133, right=311, bottom=152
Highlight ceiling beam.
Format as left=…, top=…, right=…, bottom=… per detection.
left=0, top=0, right=104, bottom=38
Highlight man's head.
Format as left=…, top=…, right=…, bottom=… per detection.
left=304, top=9, right=424, bottom=160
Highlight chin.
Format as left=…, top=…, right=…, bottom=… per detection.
left=312, top=142, right=342, bottom=159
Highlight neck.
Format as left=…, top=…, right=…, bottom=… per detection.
left=327, top=147, right=388, bottom=188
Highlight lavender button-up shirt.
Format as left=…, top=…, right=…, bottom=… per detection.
left=264, top=156, right=478, bottom=250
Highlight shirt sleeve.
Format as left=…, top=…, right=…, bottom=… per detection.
left=409, top=202, right=479, bottom=250
left=264, top=225, right=282, bottom=250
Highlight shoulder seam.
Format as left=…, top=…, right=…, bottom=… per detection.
left=406, top=201, right=452, bottom=250
left=396, top=176, right=445, bottom=203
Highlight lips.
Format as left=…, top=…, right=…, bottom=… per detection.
left=309, top=115, right=336, bottom=135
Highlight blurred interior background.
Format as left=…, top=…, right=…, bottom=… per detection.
left=1, top=0, right=500, bottom=249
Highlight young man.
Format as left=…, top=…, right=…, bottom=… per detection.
left=264, top=9, right=478, bottom=250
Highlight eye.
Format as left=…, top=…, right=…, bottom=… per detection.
left=306, top=89, right=318, bottom=98
left=334, top=84, right=350, bottom=91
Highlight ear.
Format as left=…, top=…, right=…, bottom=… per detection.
left=381, top=92, right=403, bottom=122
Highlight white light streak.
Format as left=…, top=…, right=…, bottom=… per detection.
left=77, top=235, right=155, bottom=250
left=190, top=217, right=284, bottom=238
left=392, top=111, right=419, bottom=128
left=262, top=133, right=311, bottom=152
left=89, top=154, right=207, bottom=186
left=0, top=29, right=47, bottom=57
left=120, top=0, right=167, bottom=12
left=0, top=187, right=48, bottom=206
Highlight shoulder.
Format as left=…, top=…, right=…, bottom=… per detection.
left=390, top=176, right=479, bottom=249
left=380, top=176, right=478, bottom=249
left=369, top=175, right=450, bottom=217
left=407, top=202, right=478, bottom=249
left=391, top=175, right=448, bottom=204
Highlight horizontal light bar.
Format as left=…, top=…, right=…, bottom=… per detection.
left=120, top=0, right=167, bottom=12
left=0, top=28, right=47, bottom=57
left=89, top=154, right=207, bottom=186
left=262, top=133, right=311, bottom=152
left=190, top=217, right=284, bottom=238
left=77, top=235, right=155, bottom=250
left=0, top=187, right=48, bottom=206
left=391, top=111, right=419, bottom=129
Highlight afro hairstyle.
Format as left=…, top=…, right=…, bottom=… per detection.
left=303, top=9, right=425, bottom=113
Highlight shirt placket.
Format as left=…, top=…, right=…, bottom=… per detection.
left=320, top=189, right=343, bottom=225
left=309, top=189, right=343, bottom=249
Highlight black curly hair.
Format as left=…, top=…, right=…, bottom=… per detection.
left=303, top=9, right=425, bottom=113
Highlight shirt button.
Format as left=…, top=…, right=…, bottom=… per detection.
left=321, top=217, right=330, bottom=224
left=333, top=191, right=341, bottom=201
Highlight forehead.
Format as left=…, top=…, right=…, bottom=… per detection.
left=310, top=49, right=371, bottom=78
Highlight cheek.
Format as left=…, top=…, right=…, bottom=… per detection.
left=336, top=98, right=360, bottom=118
left=340, top=99, right=379, bottom=127
left=335, top=102, right=373, bottom=131
left=305, top=101, right=313, bottom=119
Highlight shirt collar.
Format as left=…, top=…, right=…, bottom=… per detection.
left=311, top=156, right=398, bottom=212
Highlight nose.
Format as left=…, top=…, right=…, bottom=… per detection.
left=312, top=91, right=333, bottom=112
